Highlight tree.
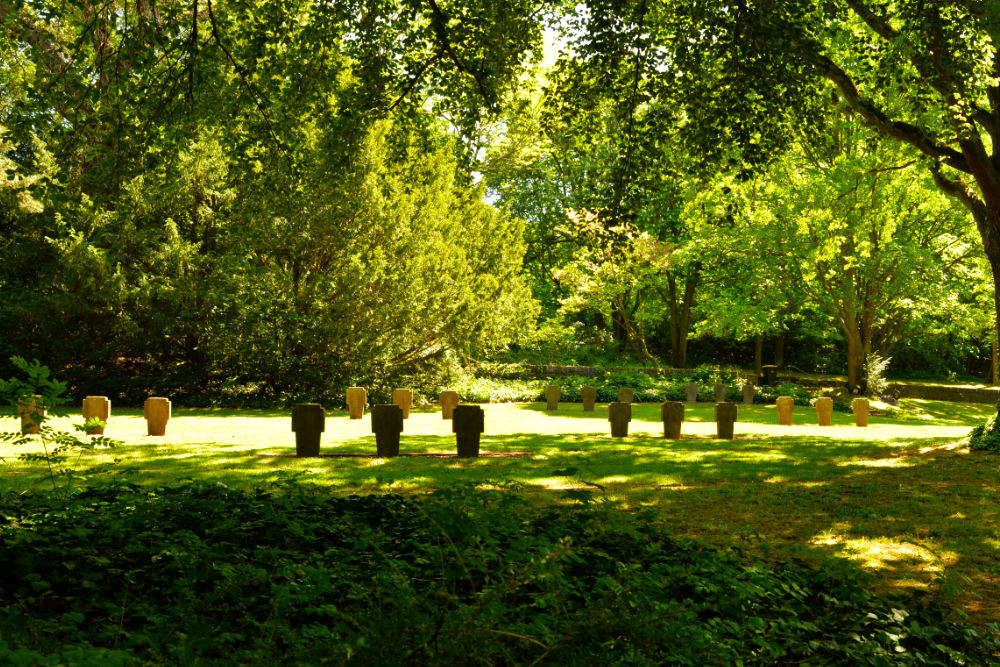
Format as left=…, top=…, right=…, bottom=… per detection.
left=690, top=118, right=981, bottom=388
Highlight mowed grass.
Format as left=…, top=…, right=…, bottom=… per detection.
left=2, top=398, right=999, bottom=625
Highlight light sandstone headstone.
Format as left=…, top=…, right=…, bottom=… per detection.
left=742, top=382, right=755, bottom=405
left=291, top=403, right=325, bottom=457
left=661, top=401, right=684, bottom=439
left=453, top=405, right=485, bottom=458
left=714, top=382, right=727, bottom=403
left=814, top=397, right=834, bottom=426
left=581, top=386, right=597, bottom=412
left=82, top=395, right=111, bottom=435
left=439, top=390, right=460, bottom=420
left=617, top=387, right=635, bottom=404
left=392, top=389, right=413, bottom=419
left=685, top=383, right=699, bottom=403
left=372, top=404, right=404, bottom=458
left=346, top=387, right=367, bottom=420
left=17, top=395, right=44, bottom=435
left=775, top=396, right=794, bottom=426
left=144, top=397, right=171, bottom=436
left=608, top=401, right=632, bottom=438
left=852, top=397, right=870, bottom=427
left=715, top=402, right=737, bottom=440
left=545, top=385, right=561, bottom=411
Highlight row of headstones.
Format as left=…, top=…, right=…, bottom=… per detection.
left=609, top=401, right=741, bottom=439
left=545, top=382, right=766, bottom=410
left=777, top=396, right=871, bottom=427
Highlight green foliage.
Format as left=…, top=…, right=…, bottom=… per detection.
left=756, top=382, right=813, bottom=407
left=0, top=357, right=120, bottom=494
left=0, top=483, right=995, bottom=665
left=968, top=399, right=1000, bottom=454
left=864, top=353, right=893, bottom=397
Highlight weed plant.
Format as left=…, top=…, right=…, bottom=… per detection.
left=0, top=482, right=996, bottom=665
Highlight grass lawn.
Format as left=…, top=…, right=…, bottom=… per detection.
left=3, top=398, right=999, bottom=626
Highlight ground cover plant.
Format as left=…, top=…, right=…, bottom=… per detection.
left=2, top=398, right=999, bottom=636
left=1, top=482, right=998, bottom=665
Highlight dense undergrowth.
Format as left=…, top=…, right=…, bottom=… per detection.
left=1, top=483, right=996, bottom=665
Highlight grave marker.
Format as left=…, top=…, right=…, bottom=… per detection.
left=346, top=387, right=367, bottom=420
left=715, top=402, right=737, bottom=439
left=852, top=397, right=870, bottom=427
left=608, top=402, right=631, bottom=437
left=82, top=395, right=111, bottom=435
left=453, top=405, right=484, bottom=458
left=144, top=397, right=171, bottom=436
left=372, top=404, right=404, bottom=458
left=392, top=389, right=413, bottom=419
left=814, top=397, right=833, bottom=426
left=581, top=386, right=597, bottom=412
left=291, top=403, right=325, bottom=457
left=17, top=395, right=44, bottom=435
left=775, top=396, right=794, bottom=426
left=685, top=382, right=699, bottom=403
left=714, top=382, right=727, bottom=403
left=661, top=401, right=684, bottom=439
left=742, top=382, right=755, bottom=405
left=439, top=390, right=459, bottom=419
left=617, top=387, right=635, bottom=403
left=545, top=385, right=561, bottom=411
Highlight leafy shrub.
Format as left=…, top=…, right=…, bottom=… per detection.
left=756, top=382, right=812, bottom=406
left=0, top=483, right=996, bottom=665
left=449, top=376, right=543, bottom=403
left=968, top=400, right=1000, bottom=453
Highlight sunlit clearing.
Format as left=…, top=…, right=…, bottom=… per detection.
left=836, top=458, right=916, bottom=468
left=811, top=530, right=952, bottom=574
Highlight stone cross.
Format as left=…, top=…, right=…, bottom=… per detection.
left=617, top=387, right=635, bottom=403
left=715, top=402, right=737, bottom=439
left=17, top=394, right=44, bottom=435
left=346, top=387, right=367, bottom=420
left=608, top=401, right=632, bottom=437
left=852, top=397, right=870, bottom=427
left=392, top=389, right=413, bottom=419
left=581, top=386, right=597, bottom=412
left=814, top=397, right=833, bottom=426
left=291, top=403, right=325, bottom=457
left=714, top=382, right=727, bottom=403
left=685, top=382, right=699, bottom=403
left=439, top=390, right=459, bottom=419
left=144, top=397, right=171, bottom=436
left=372, top=404, right=404, bottom=457
left=82, top=395, right=111, bottom=435
left=453, top=405, right=484, bottom=457
left=545, top=385, right=561, bottom=411
left=661, top=401, right=684, bottom=439
left=775, top=396, right=794, bottom=426
left=742, top=382, right=755, bottom=405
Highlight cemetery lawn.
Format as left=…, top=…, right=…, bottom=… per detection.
left=2, top=399, right=999, bottom=628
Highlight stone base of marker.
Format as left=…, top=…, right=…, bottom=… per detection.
left=17, top=395, right=44, bottom=435
left=144, top=397, right=171, bottom=436
left=742, top=382, right=755, bottom=405
left=439, top=390, right=459, bottom=420
left=661, top=401, right=684, bottom=439
left=775, top=396, right=794, bottom=426
left=82, top=395, right=111, bottom=435
left=392, top=389, right=413, bottom=419
left=715, top=402, right=737, bottom=439
left=291, top=403, right=325, bottom=457
left=815, top=397, right=833, bottom=426
left=617, top=387, right=634, bottom=404
left=608, top=402, right=631, bottom=438
left=581, top=386, right=597, bottom=412
left=852, top=398, right=870, bottom=427
left=372, top=404, right=404, bottom=457
left=713, top=382, right=727, bottom=403
left=685, top=383, right=698, bottom=403
left=453, top=405, right=484, bottom=458
left=346, top=387, right=367, bottom=420
left=545, top=385, right=561, bottom=411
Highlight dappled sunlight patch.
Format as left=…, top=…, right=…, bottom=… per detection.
left=836, top=458, right=916, bottom=469
left=811, top=529, right=953, bottom=574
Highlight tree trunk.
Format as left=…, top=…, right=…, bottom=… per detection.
left=992, top=334, right=998, bottom=386
left=667, top=274, right=681, bottom=365
left=678, top=276, right=696, bottom=366
left=754, top=333, right=763, bottom=376
left=774, top=332, right=786, bottom=368
left=845, top=331, right=864, bottom=391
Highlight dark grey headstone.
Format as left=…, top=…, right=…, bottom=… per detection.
left=291, top=403, right=325, bottom=457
